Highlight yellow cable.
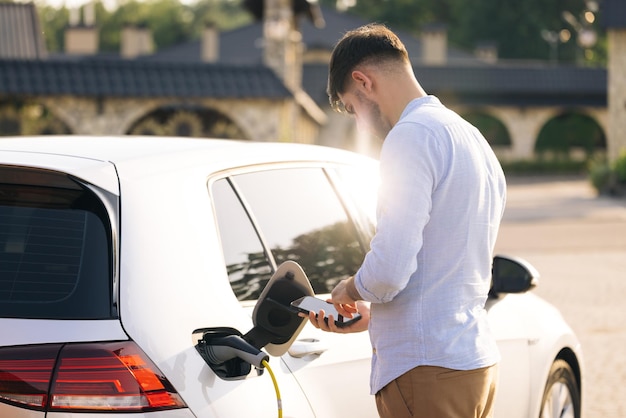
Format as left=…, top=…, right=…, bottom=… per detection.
left=262, top=359, right=283, bottom=418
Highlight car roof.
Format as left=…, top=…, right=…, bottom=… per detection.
left=0, top=136, right=374, bottom=192
left=0, top=135, right=358, bottom=164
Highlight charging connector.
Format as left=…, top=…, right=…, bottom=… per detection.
left=203, top=335, right=269, bottom=368
left=196, top=329, right=282, bottom=417
left=195, top=327, right=270, bottom=380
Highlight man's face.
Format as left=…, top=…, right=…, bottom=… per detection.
left=339, top=86, right=392, bottom=141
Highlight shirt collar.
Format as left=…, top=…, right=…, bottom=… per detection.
left=399, top=95, right=442, bottom=121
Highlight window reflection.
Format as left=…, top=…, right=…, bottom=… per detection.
left=233, top=168, right=365, bottom=296
left=211, top=179, right=273, bottom=301
left=213, top=168, right=366, bottom=301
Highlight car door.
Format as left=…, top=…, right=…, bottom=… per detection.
left=486, top=294, right=534, bottom=418
left=115, top=161, right=318, bottom=418
left=211, top=165, right=377, bottom=417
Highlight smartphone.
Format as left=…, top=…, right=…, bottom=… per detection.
left=290, top=296, right=361, bottom=328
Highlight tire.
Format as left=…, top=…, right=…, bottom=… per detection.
left=539, top=359, right=581, bottom=418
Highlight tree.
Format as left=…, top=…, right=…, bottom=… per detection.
left=34, top=0, right=253, bottom=53
left=37, top=3, right=70, bottom=52
left=102, top=0, right=193, bottom=51
left=454, top=0, right=580, bottom=61
left=33, top=0, right=606, bottom=65
left=319, top=0, right=606, bottom=65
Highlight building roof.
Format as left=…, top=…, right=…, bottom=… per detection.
left=303, top=63, right=607, bottom=107
left=423, top=65, right=606, bottom=107
left=0, top=59, right=291, bottom=99
left=602, top=0, right=626, bottom=28
left=0, top=3, right=47, bottom=59
left=0, top=57, right=605, bottom=108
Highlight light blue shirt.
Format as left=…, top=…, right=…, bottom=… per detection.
left=354, top=96, right=506, bottom=395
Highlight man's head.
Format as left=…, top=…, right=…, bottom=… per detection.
left=327, top=23, right=410, bottom=113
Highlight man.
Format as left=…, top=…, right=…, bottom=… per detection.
left=306, top=23, right=506, bottom=418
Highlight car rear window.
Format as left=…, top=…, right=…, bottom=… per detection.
left=0, top=166, right=114, bottom=319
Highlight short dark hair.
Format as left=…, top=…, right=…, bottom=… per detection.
left=327, top=23, right=409, bottom=112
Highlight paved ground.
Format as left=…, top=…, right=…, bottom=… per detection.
left=494, top=176, right=626, bottom=418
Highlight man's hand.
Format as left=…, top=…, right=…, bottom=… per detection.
left=331, top=276, right=362, bottom=306
left=302, top=301, right=370, bottom=334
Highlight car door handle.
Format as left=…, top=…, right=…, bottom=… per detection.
left=288, top=338, right=330, bottom=358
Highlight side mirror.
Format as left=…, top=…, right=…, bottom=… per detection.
left=491, top=255, right=539, bottom=297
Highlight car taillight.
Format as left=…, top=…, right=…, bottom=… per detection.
left=0, top=341, right=187, bottom=412
left=0, top=344, right=60, bottom=409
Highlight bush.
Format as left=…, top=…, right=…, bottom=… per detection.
left=501, top=159, right=587, bottom=176
left=588, top=159, right=612, bottom=192
left=614, top=150, right=626, bottom=183
left=587, top=150, right=626, bottom=197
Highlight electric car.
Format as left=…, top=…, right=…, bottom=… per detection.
left=0, top=136, right=583, bottom=418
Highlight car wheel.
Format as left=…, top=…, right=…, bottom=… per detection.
left=539, top=359, right=580, bottom=418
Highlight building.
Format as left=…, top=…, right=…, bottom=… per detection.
left=0, top=1, right=325, bottom=145
left=0, top=1, right=614, bottom=162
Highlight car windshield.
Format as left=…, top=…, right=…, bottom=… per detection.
left=0, top=167, right=114, bottom=319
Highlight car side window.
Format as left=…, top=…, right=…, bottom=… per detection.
left=230, top=167, right=366, bottom=297
left=211, top=178, right=273, bottom=301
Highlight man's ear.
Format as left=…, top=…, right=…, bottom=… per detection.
left=351, top=70, right=373, bottom=93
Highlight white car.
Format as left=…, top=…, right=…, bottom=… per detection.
left=0, top=136, right=583, bottom=418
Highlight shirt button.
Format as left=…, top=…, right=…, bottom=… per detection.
left=372, top=348, right=376, bottom=354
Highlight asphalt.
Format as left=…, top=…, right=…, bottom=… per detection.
left=494, top=175, right=626, bottom=418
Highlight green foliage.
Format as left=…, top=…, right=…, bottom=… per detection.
left=99, top=0, right=203, bottom=51
left=454, top=0, right=577, bottom=61
left=37, top=4, right=70, bottom=52
left=227, top=220, right=364, bottom=300
left=320, top=0, right=606, bottom=65
left=331, top=0, right=455, bottom=33
left=614, top=150, right=626, bottom=183
left=36, top=0, right=253, bottom=53
left=462, top=112, right=511, bottom=146
left=35, top=0, right=607, bottom=65
left=588, top=156, right=612, bottom=192
left=587, top=150, right=626, bottom=196
left=501, top=159, right=587, bottom=176
left=191, top=0, right=253, bottom=31
left=535, top=113, right=606, bottom=156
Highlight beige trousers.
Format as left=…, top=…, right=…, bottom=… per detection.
left=375, top=364, right=498, bottom=418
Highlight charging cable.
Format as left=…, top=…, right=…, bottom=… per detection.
left=262, top=359, right=283, bottom=418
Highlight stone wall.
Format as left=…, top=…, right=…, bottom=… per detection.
left=38, top=95, right=315, bottom=143
left=3, top=93, right=611, bottom=160
left=323, top=104, right=609, bottom=161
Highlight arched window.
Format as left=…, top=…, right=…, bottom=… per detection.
left=0, top=102, right=71, bottom=136
left=128, top=106, right=246, bottom=139
left=535, top=112, right=606, bottom=158
left=462, top=112, right=511, bottom=147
